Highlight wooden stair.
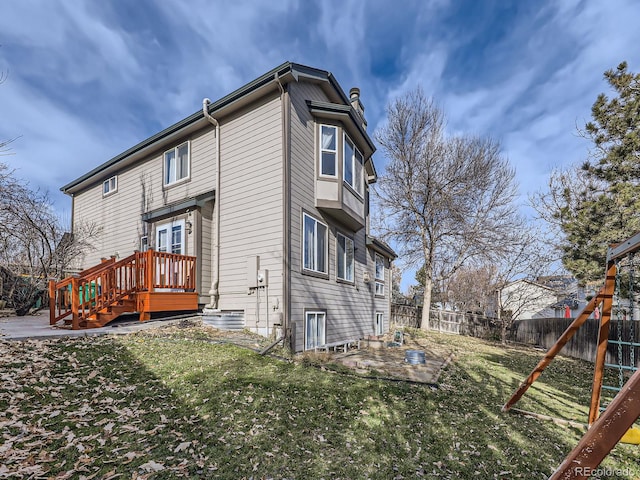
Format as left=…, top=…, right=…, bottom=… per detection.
left=50, top=250, right=198, bottom=330
left=84, top=297, right=136, bottom=328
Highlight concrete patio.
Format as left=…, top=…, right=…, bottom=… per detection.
left=0, top=311, right=192, bottom=340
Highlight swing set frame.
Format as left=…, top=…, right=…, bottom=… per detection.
left=502, top=232, right=640, bottom=479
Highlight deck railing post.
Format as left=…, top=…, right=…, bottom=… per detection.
left=145, top=249, right=154, bottom=292
left=70, top=276, right=79, bottom=330
left=48, top=279, right=56, bottom=325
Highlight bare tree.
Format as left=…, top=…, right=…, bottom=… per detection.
left=0, top=163, right=98, bottom=315
left=491, top=228, right=556, bottom=344
left=375, top=88, right=523, bottom=330
left=446, top=264, right=497, bottom=314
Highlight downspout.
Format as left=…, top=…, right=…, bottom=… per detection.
left=202, top=98, right=221, bottom=309
left=275, top=72, right=290, bottom=341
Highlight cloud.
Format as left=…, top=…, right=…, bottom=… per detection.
left=1, top=0, right=639, bottom=291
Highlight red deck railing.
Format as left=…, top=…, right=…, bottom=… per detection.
left=49, top=250, right=196, bottom=329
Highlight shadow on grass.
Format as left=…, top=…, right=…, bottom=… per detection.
left=10, top=333, right=635, bottom=479
left=118, top=335, right=638, bottom=479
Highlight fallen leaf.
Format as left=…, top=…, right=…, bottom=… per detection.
left=174, top=441, right=191, bottom=453
left=139, top=460, right=164, bottom=472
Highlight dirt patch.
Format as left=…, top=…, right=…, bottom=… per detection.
left=331, top=330, right=453, bottom=384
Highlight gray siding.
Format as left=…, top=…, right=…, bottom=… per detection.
left=69, top=73, right=390, bottom=341
left=288, top=82, right=390, bottom=351
left=216, top=92, right=284, bottom=334
left=72, top=126, right=217, bottom=291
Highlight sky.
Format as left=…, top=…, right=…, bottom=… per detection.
left=1, top=0, right=639, bottom=291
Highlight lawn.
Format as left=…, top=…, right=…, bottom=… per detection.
left=1, top=324, right=638, bottom=479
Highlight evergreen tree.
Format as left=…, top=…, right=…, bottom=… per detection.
left=541, top=62, right=640, bottom=283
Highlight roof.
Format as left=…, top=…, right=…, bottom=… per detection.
left=502, top=278, right=556, bottom=293
left=366, top=235, right=397, bottom=259
left=61, top=62, right=377, bottom=195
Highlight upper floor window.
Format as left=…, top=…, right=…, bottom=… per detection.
left=303, top=213, right=328, bottom=274
left=344, top=134, right=364, bottom=196
left=320, top=125, right=337, bottom=177
left=337, top=232, right=354, bottom=282
left=375, top=253, right=385, bottom=296
left=102, top=176, right=117, bottom=197
left=164, top=142, right=190, bottom=186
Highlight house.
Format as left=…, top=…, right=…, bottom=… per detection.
left=537, top=275, right=588, bottom=318
left=60, top=62, right=396, bottom=352
left=498, top=279, right=558, bottom=320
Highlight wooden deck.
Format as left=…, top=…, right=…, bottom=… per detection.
left=49, top=250, right=198, bottom=329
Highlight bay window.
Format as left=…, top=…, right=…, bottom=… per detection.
left=320, top=125, right=337, bottom=177
left=343, top=134, right=364, bottom=197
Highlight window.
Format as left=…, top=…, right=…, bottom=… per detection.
left=375, top=312, right=384, bottom=336
left=140, top=236, right=148, bottom=252
left=319, top=125, right=337, bottom=177
left=303, top=213, right=328, bottom=274
left=164, top=142, right=190, bottom=186
left=375, top=254, right=385, bottom=296
left=102, top=176, right=117, bottom=196
left=343, top=134, right=364, bottom=196
left=337, top=233, right=354, bottom=282
left=156, top=220, right=184, bottom=254
left=305, top=311, right=326, bottom=350
left=171, top=225, right=182, bottom=254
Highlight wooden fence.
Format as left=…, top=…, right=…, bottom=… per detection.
left=390, top=303, right=639, bottom=364
left=513, top=317, right=639, bottom=364
left=391, top=304, right=500, bottom=339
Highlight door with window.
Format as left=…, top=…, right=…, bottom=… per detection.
left=155, top=220, right=185, bottom=288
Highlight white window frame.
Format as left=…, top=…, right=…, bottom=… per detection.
left=375, top=312, right=384, bottom=336
left=305, top=311, right=327, bottom=350
left=163, top=141, right=190, bottom=186
left=375, top=254, right=385, bottom=296
left=336, top=232, right=355, bottom=282
left=303, top=213, right=328, bottom=275
left=343, top=133, right=364, bottom=197
left=319, top=124, right=338, bottom=178
left=140, top=235, right=148, bottom=252
left=155, top=220, right=185, bottom=255
left=102, top=176, right=117, bottom=197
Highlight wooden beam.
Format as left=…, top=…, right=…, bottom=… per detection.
left=607, top=231, right=640, bottom=262
left=549, top=367, right=640, bottom=479
left=588, top=261, right=617, bottom=425
left=502, top=277, right=612, bottom=412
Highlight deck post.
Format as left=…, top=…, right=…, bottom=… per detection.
left=48, top=279, right=56, bottom=325
left=588, top=261, right=617, bottom=425
left=145, top=249, right=154, bottom=292
left=70, top=276, right=79, bottom=330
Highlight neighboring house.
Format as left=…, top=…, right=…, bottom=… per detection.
left=498, top=279, right=558, bottom=320
left=61, top=62, right=396, bottom=352
left=537, top=275, right=588, bottom=318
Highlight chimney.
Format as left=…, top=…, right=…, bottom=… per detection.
left=349, top=87, right=367, bottom=129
